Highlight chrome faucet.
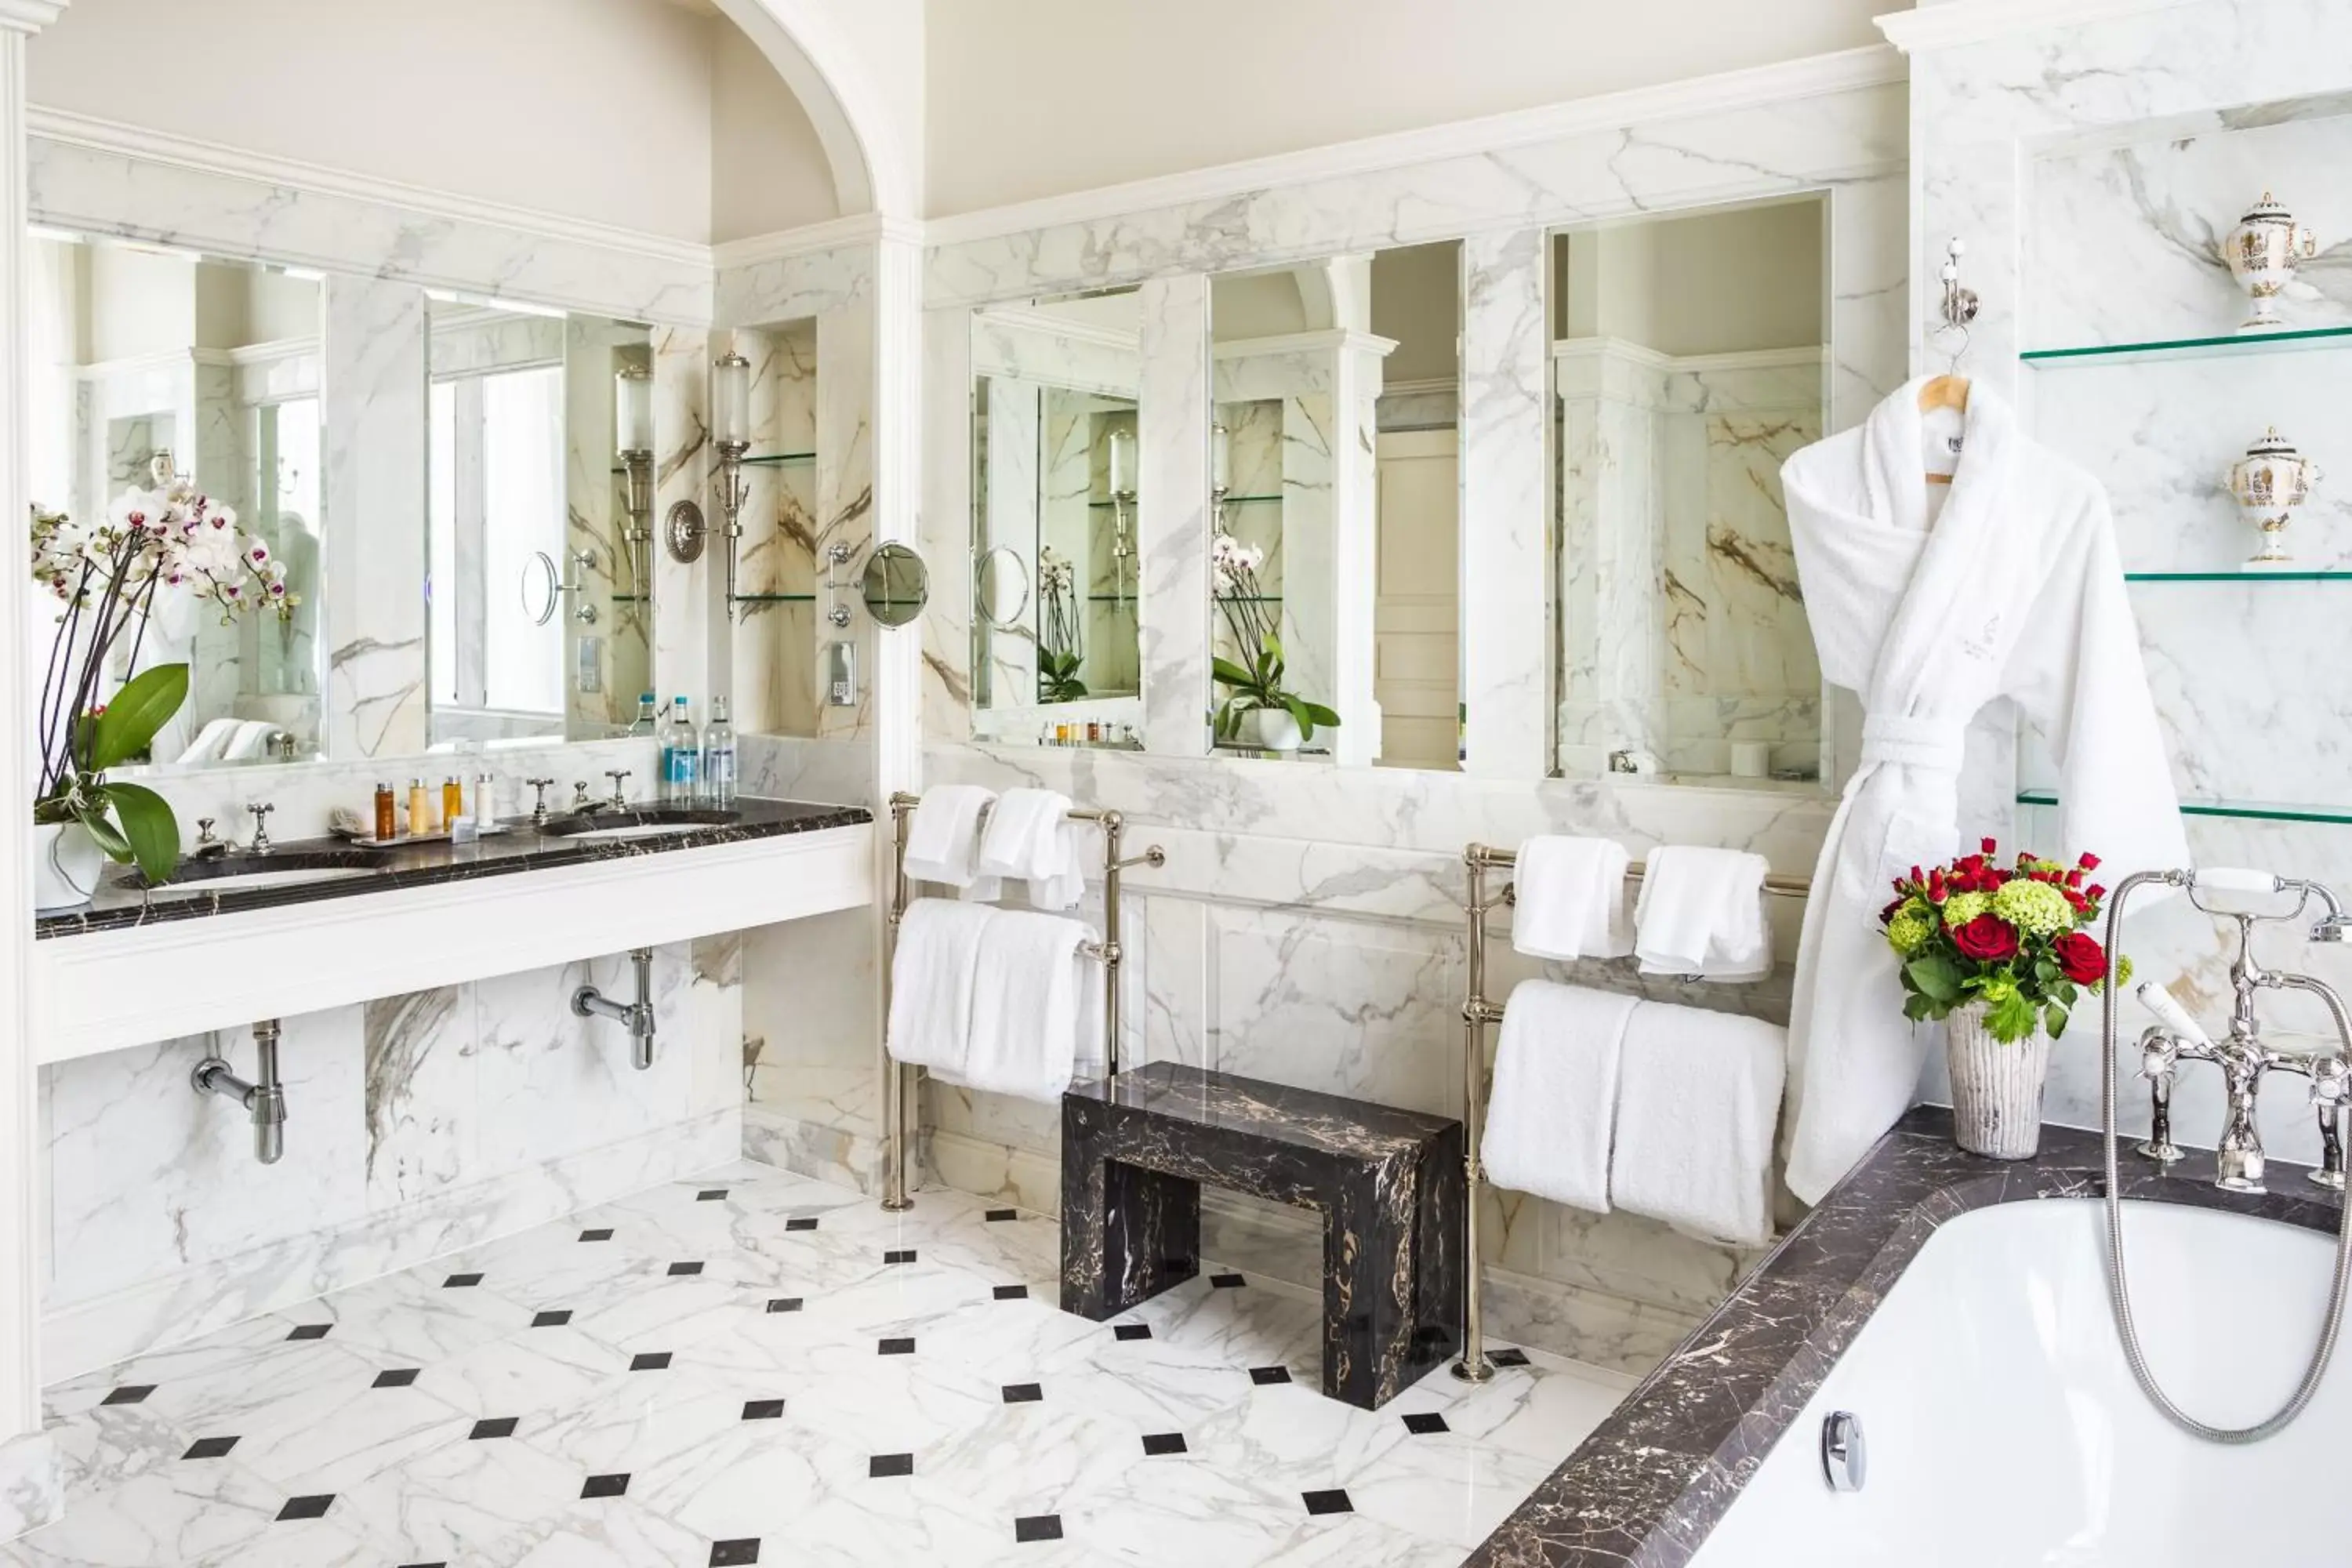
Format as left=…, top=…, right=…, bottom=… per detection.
left=2131, top=869, right=2352, bottom=1192
left=245, top=802, right=276, bottom=855
left=604, top=769, right=632, bottom=809
left=525, top=777, right=557, bottom=829
left=192, top=818, right=227, bottom=860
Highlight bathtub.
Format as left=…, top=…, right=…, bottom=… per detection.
left=1690, top=1196, right=2345, bottom=1567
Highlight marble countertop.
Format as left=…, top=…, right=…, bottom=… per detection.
left=35, top=795, right=872, bottom=940
left=1465, top=1109, right=2345, bottom=1566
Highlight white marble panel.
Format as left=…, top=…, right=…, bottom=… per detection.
left=651, top=326, right=712, bottom=712
left=815, top=302, right=877, bottom=739
left=1460, top=227, right=1551, bottom=778
left=920, top=306, right=978, bottom=740
left=743, top=907, right=880, bottom=1154
left=474, top=946, right=695, bottom=1175
left=713, top=241, right=870, bottom=332
left=363, top=987, right=476, bottom=1210
left=731, top=322, right=819, bottom=736
left=977, top=378, right=1042, bottom=709
left=1136, top=275, right=1214, bottom=756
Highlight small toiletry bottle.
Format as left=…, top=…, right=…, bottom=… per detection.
left=407, top=779, right=430, bottom=837
left=702, top=696, right=738, bottom=808
left=443, top=777, right=463, bottom=823
left=475, top=771, right=497, bottom=826
left=1087, top=721, right=1102, bottom=745
left=372, top=782, right=395, bottom=841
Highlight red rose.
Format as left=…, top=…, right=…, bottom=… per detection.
left=2078, top=852, right=2102, bottom=871
left=2053, top=931, right=2108, bottom=985
left=1951, top=915, right=2020, bottom=963
left=1980, top=837, right=1998, bottom=856
left=1880, top=897, right=1904, bottom=924
left=2086, top=884, right=2106, bottom=902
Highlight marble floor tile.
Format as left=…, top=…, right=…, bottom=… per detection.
left=13, top=1165, right=1628, bottom=1566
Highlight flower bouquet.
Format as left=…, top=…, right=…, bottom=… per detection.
left=1881, top=837, right=2124, bottom=1158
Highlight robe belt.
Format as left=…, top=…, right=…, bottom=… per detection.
left=1859, top=713, right=1966, bottom=774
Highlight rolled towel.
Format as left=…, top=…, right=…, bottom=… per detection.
left=977, top=787, right=1084, bottom=911
left=1479, top=982, right=1640, bottom=1213
left=904, top=786, right=1000, bottom=898
left=963, top=909, right=1102, bottom=1102
left=219, top=720, right=282, bottom=761
left=885, top=898, right=998, bottom=1078
left=173, top=717, right=241, bottom=765
left=1611, top=1000, right=1785, bottom=1246
left=1512, top=835, right=1633, bottom=960
left=1634, top=845, right=1771, bottom=980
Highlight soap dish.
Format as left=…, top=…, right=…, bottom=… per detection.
left=336, top=822, right=515, bottom=848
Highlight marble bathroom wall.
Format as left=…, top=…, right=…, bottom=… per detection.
left=37, top=937, right=745, bottom=1378
left=729, top=321, right=820, bottom=738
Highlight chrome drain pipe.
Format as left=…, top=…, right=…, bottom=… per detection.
left=192, top=1020, right=288, bottom=1165
left=572, top=947, right=657, bottom=1070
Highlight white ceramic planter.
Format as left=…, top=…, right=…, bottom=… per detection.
left=1240, top=707, right=1302, bottom=752
left=33, top=821, right=106, bottom=913
left=1944, top=999, right=2052, bottom=1160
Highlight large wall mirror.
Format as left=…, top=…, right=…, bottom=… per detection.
left=1549, top=194, right=1829, bottom=790
left=27, top=228, right=325, bottom=768
left=970, top=292, right=1145, bottom=746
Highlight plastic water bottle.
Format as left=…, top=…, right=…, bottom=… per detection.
left=629, top=691, right=659, bottom=735
left=701, top=696, right=738, bottom=808
left=661, top=697, right=701, bottom=803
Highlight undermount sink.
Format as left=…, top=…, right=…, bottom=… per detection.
left=539, top=808, right=739, bottom=842
left=138, top=848, right=396, bottom=899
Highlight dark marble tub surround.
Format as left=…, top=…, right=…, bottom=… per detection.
left=1465, top=1112, right=2347, bottom=1568
left=1061, top=1061, right=1465, bottom=1410
left=35, top=796, right=873, bottom=938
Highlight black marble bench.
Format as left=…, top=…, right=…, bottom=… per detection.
left=1059, top=1061, right=1464, bottom=1410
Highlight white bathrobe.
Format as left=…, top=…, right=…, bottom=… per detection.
left=1778, top=377, right=2187, bottom=1203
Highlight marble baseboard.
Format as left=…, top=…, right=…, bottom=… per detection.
left=742, top=1102, right=884, bottom=1196
left=44, top=1106, right=740, bottom=1381
left=0, top=1430, right=60, bottom=1544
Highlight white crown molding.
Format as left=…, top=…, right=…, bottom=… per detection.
left=0, top=0, right=64, bottom=34
left=1380, top=376, right=1457, bottom=399
left=712, top=212, right=926, bottom=272
left=1212, top=328, right=1399, bottom=361
left=924, top=45, right=1905, bottom=250
left=1874, top=0, right=2199, bottom=53
left=27, top=107, right=715, bottom=270
left=973, top=306, right=1139, bottom=354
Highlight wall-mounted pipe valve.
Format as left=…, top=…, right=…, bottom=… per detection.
left=572, top=947, right=656, bottom=1070
left=192, top=1019, right=288, bottom=1164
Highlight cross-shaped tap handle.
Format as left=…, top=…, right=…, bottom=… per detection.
left=246, top=803, right=275, bottom=852
left=604, top=768, right=633, bottom=807
left=524, top=778, right=556, bottom=826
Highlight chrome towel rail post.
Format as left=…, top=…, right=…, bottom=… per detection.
left=881, top=792, right=1165, bottom=1210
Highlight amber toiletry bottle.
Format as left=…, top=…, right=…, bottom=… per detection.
left=373, top=782, right=396, bottom=841
left=407, top=779, right=430, bottom=837
left=443, top=777, right=464, bottom=826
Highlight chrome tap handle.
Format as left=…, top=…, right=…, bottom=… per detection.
left=572, top=781, right=593, bottom=811
left=194, top=817, right=220, bottom=853
left=2316, top=1098, right=2348, bottom=1192
left=245, top=802, right=275, bottom=855
left=604, top=769, right=632, bottom=808
left=524, top=777, right=556, bottom=828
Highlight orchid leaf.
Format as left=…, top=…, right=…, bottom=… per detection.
left=100, top=781, right=180, bottom=884
left=85, top=663, right=188, bottom=773
left=1283, top=695, right=1314, bottom=741
left=1211, top=656, right=1257, bottom=689
left=1301, top=702, right=1341, bottom=728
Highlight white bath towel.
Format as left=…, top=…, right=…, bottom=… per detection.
left=885, top=898, right=998, bottom=1078
left=963, top=909, right=1102, bottom=1102
left=1512, top=836, right=1634, bottom=960
left=977, top=787, right=1085, bottom=911
left=1479, top=982, right=1640, bottom=1214
left=219, top=720, right=281, bottom=762
left=173, top=717, right=241, bottom=765
left=904, top=786, right=1000, bottom=898
left=1634, top=846, right=1771, bottom=981
left=1612, top=1000, right=1785, bottom=1246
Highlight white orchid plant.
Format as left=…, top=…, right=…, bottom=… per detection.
left=1036, top=544, right=1087, bottom=702
left=1210, top=531, right=1337, bottom=744
left=30, top=479, right=296, bottom=881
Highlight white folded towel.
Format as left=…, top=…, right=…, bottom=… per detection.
left=964, top=909, right=1102, bottom=1102
left=904, top=786, right=1000, bottom=898
left=1479, top=982, right=1640, bottom=1214
left=884, top=898, right=998, bottom=1077
left=1634, top=845, right=1772, bottom=981
left=1612, top=1000, right=1785, bottom=1246
left=174, top=717, right=241, bottom=765
left=977, top=787, right=1084, bottom=911
left=1512, top=835, right=1633, bottom=960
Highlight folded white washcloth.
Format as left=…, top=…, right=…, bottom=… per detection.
left=904, top=786, right=1000, bottom=898
left=219, top=720, right=281, bottom=761
left=977, top=787, right=1084, bottom=911
left=1512, top=835, right=1634, bottom=960
left=1479, top=982, right=1640, bottom=1213
left=174, top=717, right=241, bottom=765
left=963, top=909, right=1101, bottom=1102
left=884, top=898, right=998, bottom=1077
left=1611, top=1000, right=1786, bottom=1246
left=1634, top=845, right=1772, bottom=980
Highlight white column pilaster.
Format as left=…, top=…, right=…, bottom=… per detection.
left=1137, top=274, right=1211, bottom=757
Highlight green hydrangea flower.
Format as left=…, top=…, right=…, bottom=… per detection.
left=1886, top=909, right=1934, bottom=955
left=1941, top=891, right=1991, bottom=927
left=1991, top=878, right=2076, bottom=939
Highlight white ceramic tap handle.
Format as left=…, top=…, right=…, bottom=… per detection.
left=2194, top=866, right=2279, bottom=895
left=2136, top=982, right=2213, bottom=1048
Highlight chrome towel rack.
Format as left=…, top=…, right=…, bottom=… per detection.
left=1453, top=842, right=1811, bottom=1381
left=880, top=790, right=1166, bottom=1211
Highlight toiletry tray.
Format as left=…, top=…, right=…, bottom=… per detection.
left=336, top=822, right=517, bottom=849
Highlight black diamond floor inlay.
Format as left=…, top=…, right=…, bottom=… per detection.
left=443, top=1273, right=483, bottom=1289
left=579, top=1229, right=614, bottom=1242
left=1302, top=1488, right=1352, bottom=1516
left=1014, top=1514, right=1064, bottom=1542
left=531, top=1310, right=572, bottom=1328
left=100, top=1385, right=154, bottom=1406
left=277, top=1494, right=335, bottom=1521
left=667, top=1261, right=704, bottom=1277
left=630, top=1352, right=673, bottom=1371
left=1142, top=1432, right=1187, bottom=1456
left=993, top=1285, right=1028, bottom=1301
left=1250, top=1366, right=1291, bottom=1385
left=877, top=1337, right=915, bottom=1356
left=883, top=1249, right=916, bottom=1265
left=373, top=1368, right=421, bottom=1388
left=182, top=1436, right=240, bottom=1460
left=742, top=1399, right=786, bottom=1421
left=785, top=1217, right=818, bottom=1232
left=710, top=1541, right=760, bottom=1566
left=1402, top=1411, right=1450, bottom=1435
left=469, top=1417, right=519, bottom=1440
left=1210, top=1273, right=1246, bottom=1288
left=1113, top=1324, right=1151, bottom=1341
left=1001, top=1382, right=1042, bottom=1403
left=869, top=1452, right=913, bottom=1478
left=697, top=1189, right=728, bottom=1201
left=985, top=1208, right=1018, bottom=1222
left=581, top=1472, right=630, bottom=1498
left=767, top=1298, right=802, bottom=1314
left=1490, top=1348, right=1532, bottom=1367
left=285, top=1323, right=332, bottom=1341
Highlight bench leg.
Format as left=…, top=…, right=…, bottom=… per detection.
left=1062, top=1150, right=1200, bottom=1319
left=1323, top=1165, right=1420, bottom=1410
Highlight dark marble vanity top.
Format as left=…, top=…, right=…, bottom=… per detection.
left=35, top=795, right=871, bottom=939
left=1067, top=1059, right=1462, bottom=1162
left=1466, top=1109, right=2345, bottom=1567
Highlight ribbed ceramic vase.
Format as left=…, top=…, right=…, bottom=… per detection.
left=1944, top=1000, right=2052, bottom=1160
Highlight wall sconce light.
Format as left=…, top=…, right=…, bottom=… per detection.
left=710, top=350, right=752, bottom=622
left=1108, top=426, right=1137, bottom=607
left=614, top=364, right=655, bottom=601
left=1210, top=421, right=1232, bottom=529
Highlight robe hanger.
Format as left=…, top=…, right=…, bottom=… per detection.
left=1921, top=236, right=1979, bottom=486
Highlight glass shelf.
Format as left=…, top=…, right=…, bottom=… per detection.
left=2021, top=324, right=2352, bottom=366
left=734, top=592, right=815, bottom=604
left=2125, top=570, right=2352, bottom=583
left=612, top=593, right=645, bottom=604
left=1214, top=593, right=1283, bottom=604
left=741, top=452, right=815, bottom=468
left=1084, top=595, right=1142, bottom=605
left=1084, top=494, right=1283, bottom=510
left=2018, top=789, right=2352, bottom=826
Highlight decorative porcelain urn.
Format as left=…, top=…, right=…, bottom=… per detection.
left=2224, top=191, right=2320, bottom=330
left=2224, top=426, right=2321, bottom=571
